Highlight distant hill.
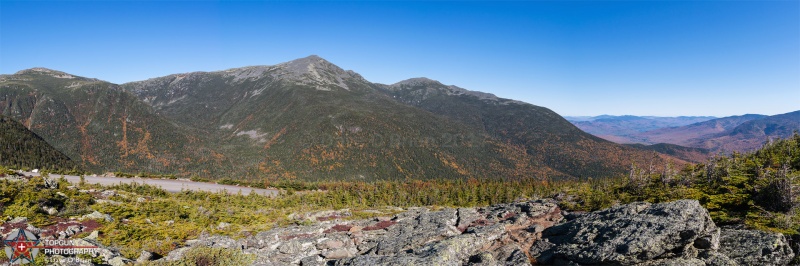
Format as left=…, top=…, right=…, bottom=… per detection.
left=635, top=114, right=767, bottom=146
left=1, top=56, right=685, bottom=181
left=0, top=115, right=77, bottom=171
left=565, top=115, right=716, bottom=141
left=571, top=112, right=799, bottom=154
left=685, top=111, right=800, bottom=153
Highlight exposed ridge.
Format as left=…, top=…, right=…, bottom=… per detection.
left=390, top=77, right=507, bottom=102
left=14, top=68, right=80, bottom=79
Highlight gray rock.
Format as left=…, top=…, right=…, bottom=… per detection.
left=318, top=239, right=345, bottom=250
left=698, top=250, right=737, bottom=266
left=536, top=200, right=718, bottom=265
left=369, top=208, right=459, bottom=255
left=339, top=223, right=507, bottom=266
left=693, top=228, right=720, bottom=250
left=58, top=224, right=82, bottom=238
left=490, top=244, right=531, bottom=266
left=718, top=229, right=794, bottom=266
left=137, top=250, right=156, bottom=263
left=279, top=240, right=303, bottom=254
left=84, top=230, right=99, bottom=241
left=300, top=255, right=325, bottom=266
left=218, top=222, right=231, bottom=230
left=9, top=216, right=28, bottom=223
left=43, top=206, right=59, bottom=215
left=466, top=252, right=496, bottom=265
left=636, top=257, right=706, bottom=266
left=163, top=247, right=191, bottom=261
left=81, top=210, right=113, bottom=222
left=335, top=255, right=420, bottom=266
left=456, top=207, right=481, bottom=231
left=107, top=256, right=131, bottom=266
left=323, top=248, right=356, bottom=259
left=100, top=190, right=117, bottom=198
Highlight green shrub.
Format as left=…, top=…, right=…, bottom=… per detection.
left=145, top=247, right=255, bottom=266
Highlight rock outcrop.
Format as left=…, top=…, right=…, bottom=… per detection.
left=533, top=200, right=720, bottom=264
left=530, top=200, right=794, bottom=265
left=717, top=229, right=795, bottom=265
left=159, top=199, right=796, bottom=265
left=161, top=200, right=562, bottom=265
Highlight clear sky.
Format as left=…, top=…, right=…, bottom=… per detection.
left=1, top=1, right=798, bottom=117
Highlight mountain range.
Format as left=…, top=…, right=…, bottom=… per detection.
left=1, top=56, right=684, bottom=181
left=564, top=115, right=717, bottom=139
left=567, top=112, right=800, bottom=154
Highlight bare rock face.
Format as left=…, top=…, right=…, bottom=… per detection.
left=533, top=200, right=719, bottom=265
left=716, top=229, right=795, bottom=265
left=160, top=199, right=562, bottom=265
left=531, top=200, right=795, bottom=266
left=159, top=199, right=796, bottom=266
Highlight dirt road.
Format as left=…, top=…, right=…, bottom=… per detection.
left=20, top=172, right=279, bottom=196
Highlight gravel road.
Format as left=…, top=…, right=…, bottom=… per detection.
left=19, top=172, right=279, bottom=196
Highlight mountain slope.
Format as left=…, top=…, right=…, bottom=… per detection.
left=122, top=56, right=569, bottom=181
left=0, top=115, right=78, bottom=171
left=376, top=78, right=682, bottom=178
left=0, top=68, right=229, bottom=175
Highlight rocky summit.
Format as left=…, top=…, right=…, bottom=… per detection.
left=155, top=200, right=794, bottom=265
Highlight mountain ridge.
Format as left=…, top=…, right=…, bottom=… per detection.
left=2, top=56, right=685, bottom=180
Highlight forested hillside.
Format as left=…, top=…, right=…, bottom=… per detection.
left=0, top=68, right=230, bottom=176
left=1, top=57, right=685, bottom=181
left=0, top=115, right=77, bottom=171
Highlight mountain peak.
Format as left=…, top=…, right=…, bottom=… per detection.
left=273, top=55, right=362, bottom=91
left=278, top=55, right=339, bottom=73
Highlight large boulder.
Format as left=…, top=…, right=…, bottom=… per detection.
left=717, top=229, right=794, bottom=266
left=534, top=200, right=719, bottom=265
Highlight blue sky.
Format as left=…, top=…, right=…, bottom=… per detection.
left=1, top=1, right=798, bottom=117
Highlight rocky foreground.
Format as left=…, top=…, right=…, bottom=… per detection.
left=161, top=199, right=793, bottom=265
left=2, top=199, right=795, bottom=265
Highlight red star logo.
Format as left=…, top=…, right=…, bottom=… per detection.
left=4, top=229, right=40, bottom=263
